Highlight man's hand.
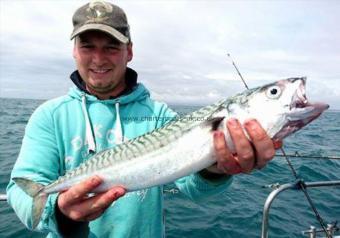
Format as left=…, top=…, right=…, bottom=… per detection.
left=57, top=176, right=125, bottom=222
left=208, top=118, right=282, bottom=175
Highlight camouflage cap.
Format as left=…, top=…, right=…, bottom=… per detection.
left=70, top=0, right=130, bottom=43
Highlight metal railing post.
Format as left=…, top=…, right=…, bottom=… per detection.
left=0, top=194, right=7, bottom=201
left=261, top=180, right=340, bottom=238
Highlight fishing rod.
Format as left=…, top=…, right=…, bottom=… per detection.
left=227, top=53, right=249, bottom=90
left=276, top=152, right=340, bottom=160
left=227, top=53, right=332, bottom=238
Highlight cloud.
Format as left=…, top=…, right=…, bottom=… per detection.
left=0, top=0, right=339, bottom=109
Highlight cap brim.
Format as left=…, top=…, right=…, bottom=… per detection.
left=70, top=23, right=129, bottom=43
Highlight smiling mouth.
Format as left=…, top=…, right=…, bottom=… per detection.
left=90, top=69, right=111, bottom=74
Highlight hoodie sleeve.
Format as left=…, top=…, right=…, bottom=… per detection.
left=156, top=103, right=233, bottom=202
left=6, top=103, right=62, bottom=235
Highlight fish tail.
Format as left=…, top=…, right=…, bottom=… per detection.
left=12, top=177, right=48, bottom=229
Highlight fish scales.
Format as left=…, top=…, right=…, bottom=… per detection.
left=42, top=100, right=224, bottom=194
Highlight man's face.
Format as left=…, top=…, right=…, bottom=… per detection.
left=73, top=31, right=133, bottom=98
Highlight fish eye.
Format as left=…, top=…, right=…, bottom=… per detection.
left=266, top=86, right=282, bottom=99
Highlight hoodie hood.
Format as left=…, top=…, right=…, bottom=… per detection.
left=68, top=82, right=150, bottom=105
left=68, top=67, right=150, bottom=153
left=70, top=67, right=138, bottom=99
left=68, top=67, right=150, bottom=105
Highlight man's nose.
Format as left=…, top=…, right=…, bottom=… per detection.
left=92, top=49, right=107, bottom=64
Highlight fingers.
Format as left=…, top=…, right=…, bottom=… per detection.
left=59, top=176, right=102, bottom=207
left=213, top=131, right=242, bottom=174
left=213, top=118, right=281, bottom=175
left=227, top=118, right=255, bottom=173
left=85, top=187, right=125, bottom=213
left=57, top=175, right=126, bottom=222
left=66, top=187, right=125, bottom=222
left=244, top=119, right=276, bottom=169
left=84, top=208, right=105, bottom=221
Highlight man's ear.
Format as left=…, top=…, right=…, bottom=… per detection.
left=72, top=38, right=78, bottom=59
left=73, top=47, right=76, bottom=59
left=127, top=43, right=133, bottom=62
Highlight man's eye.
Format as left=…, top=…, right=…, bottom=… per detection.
left=107, top=46, right=120, bottom=50
left=81, top=45, right=93, bottom=49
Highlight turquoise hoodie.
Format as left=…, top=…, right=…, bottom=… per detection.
left=7, top=80, right=232, bottom=237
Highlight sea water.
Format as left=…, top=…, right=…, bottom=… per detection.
left=0, top=98, right=339, bottom=238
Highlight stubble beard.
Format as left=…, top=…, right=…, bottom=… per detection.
left=86, top=75, right=126, bottom=98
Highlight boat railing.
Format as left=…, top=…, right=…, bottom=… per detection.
left=302, top=224, right=340, bottom=238
left=261, top=179, right=340, bottom=238
left=0, top=193, right=7, bottom=201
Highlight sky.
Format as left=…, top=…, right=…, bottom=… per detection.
left=0, top=0, right=339, bottom=109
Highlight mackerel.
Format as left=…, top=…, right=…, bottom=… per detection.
left=13, top=77, right=328, bottom=228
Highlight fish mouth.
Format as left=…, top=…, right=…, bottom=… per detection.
left=274, top=78, right=329, bottom=140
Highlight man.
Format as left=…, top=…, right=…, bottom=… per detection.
left=7, top=1, right=280, bottom=237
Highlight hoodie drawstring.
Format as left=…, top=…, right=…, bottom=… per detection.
left=81, top=95, right=96, bottom=154
left=114, top=102, right=124, bottom=144
left=81, top=95, right=124, bottom=154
